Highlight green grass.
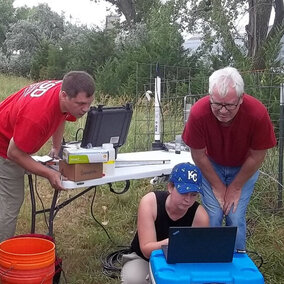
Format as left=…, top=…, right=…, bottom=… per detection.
left=0, top=74, right=32, bottom=100
left=1, top=74, right=283, bottom=283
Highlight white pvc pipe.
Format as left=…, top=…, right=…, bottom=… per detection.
left=280, top=83, right=284, bottom=105
left=154, top=76, right=161, bottom=141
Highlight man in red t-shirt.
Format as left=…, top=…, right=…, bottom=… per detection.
left=0, top=71, right=95, bottom=242
left=182, top=67, right=276, bottom=250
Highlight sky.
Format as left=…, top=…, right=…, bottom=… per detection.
left=13, top=0, right=116, bottom=28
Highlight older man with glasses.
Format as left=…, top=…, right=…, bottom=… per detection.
left=182, top=66, right=276, bottom=251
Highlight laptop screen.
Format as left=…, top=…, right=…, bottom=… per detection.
left=163, top=226, right=237, bottom=263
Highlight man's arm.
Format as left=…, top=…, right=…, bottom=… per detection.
left=137, top=192, right=168, bottom=259
left=7, top=138, right=65, bottom=191
left=49, top=121, right=65, bottom=159
left=224, top=149, right=267, bottom=215
left=191, top=148, right=227, bottom=208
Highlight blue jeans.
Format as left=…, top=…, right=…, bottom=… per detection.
left=201, top=160, right=259, bottom=250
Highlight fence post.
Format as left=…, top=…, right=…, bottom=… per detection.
left=278, top=83, right=284, bottom=209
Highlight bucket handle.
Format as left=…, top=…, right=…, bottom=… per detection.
left=0, top=265, right=14, bottom=278
left=40, top=269, right=55, bottom=284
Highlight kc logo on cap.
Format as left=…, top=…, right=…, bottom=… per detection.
left=169, top=163, right=203, bottom=195
left=188, top=170, right=198, bottom=182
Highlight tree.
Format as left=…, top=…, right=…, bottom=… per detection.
left=92, top=0, right=160, bottom=27
left=65, top=28, right=117, bottom=75
left=6, top=3, right=64, bottom=55
left=181, top=0, right=284, bottom=70
left=97, top=0, right=284, bottom=69
left=5, top=3, right=65, bottom=76
left=246, top=0, right=284, bottom=68
left=0, top=0, right=15, bottom=52
left=95, top=2, right=194, bottom=96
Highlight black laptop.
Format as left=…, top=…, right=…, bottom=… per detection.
left=161, top=226, right=237, bottom=264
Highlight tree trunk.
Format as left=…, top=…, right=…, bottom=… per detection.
left=246, top=0, right=272, bottom=57
left=267, top=0, right=284, bottom=39
left=245, top=0, right=284, bottom=69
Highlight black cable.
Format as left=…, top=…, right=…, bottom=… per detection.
left=108, top=180, right=130, bottom=195
left=34, top=175, right=49, bottom=230
left=89, top=188, right=133, bottom=279
left=101, top=247, right=131, bottom=279
left=35, top=168, right=130, bottom=281
left=35, top=172, right=129, bottom=281
left=75, top=127, right=84, bottom=141
left=246, top=249, right=264, bottom=269
left=90, top=187, right=115, bottom=244
left=54, top=257, right=68, bottom=284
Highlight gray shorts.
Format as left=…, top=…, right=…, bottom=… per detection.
left=121, top=252, right=151, bottom=284
left=0, top=157, right=25, bottom=242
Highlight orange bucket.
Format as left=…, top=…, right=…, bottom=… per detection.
left=0, top=237, right=55, bottom=284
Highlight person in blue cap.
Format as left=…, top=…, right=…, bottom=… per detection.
left=121, top=162, right=209, bottom=284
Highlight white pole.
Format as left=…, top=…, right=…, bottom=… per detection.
left=154, top=75, right=161, bottom=141
left=278, top=83, right=284, bottom=208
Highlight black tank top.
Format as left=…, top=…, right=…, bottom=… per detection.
left=130, top=191, right=199, bottom=260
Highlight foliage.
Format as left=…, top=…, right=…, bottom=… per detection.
left=178, top=0, right=284, bottom=70
left=96, top=2, right=193, bottom=96
left=92, top=0, right=161, bottom=26
left=4, top=4, right=66, bottom=78
left=65, top=28, right=118, bottom=76
left=0, top=0, right=15, bottom=52
left=93, top=0, right=283, bottom=70
left=1, top=3, right=118, bottom=80
left=0, top=0, right=283, bottom=95
left=30, top=42, right=49, bottom=80
left=6, top=4, right=65, bottom=53
left=7, top=51, right=32, bottom=76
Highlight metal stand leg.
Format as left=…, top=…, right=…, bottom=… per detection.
left=28, top=176, right=130, bottom=236
left=48, top=189, right=59, bottom=237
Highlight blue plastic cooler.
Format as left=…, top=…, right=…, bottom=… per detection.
left=150, top=249, right=264, bottom=284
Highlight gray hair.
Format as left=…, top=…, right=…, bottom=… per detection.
left=209, top=67, right=244, bottom=98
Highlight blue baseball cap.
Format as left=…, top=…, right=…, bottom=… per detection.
left=169, top=163, right=203, bottom=195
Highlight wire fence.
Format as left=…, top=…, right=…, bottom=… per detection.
left=132, top=63, right=284, bottom=212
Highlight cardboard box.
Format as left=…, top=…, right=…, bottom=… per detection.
left=62, top=147, right=109, bottom=164
left=59, top=160, right=103, bottom=182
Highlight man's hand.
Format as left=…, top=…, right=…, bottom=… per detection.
left=212, top=184, right=226, bottom=209
left=223, top=185, right=242, bottom=215
left=48, top=147, right=61, bottom=159
left=47, top=170, right=66, bottom=191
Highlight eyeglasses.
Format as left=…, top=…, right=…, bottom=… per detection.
left=210, top=97, right=241, bottom=111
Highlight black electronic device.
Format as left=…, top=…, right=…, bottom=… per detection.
left=162, top=226, right=237, bottom=264
left=80, top=103, right=133, bottom=156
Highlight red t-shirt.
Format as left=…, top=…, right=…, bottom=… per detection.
left=182, top=94, right=277, bottom=167
left=0, top=80, right=76, bottom=158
